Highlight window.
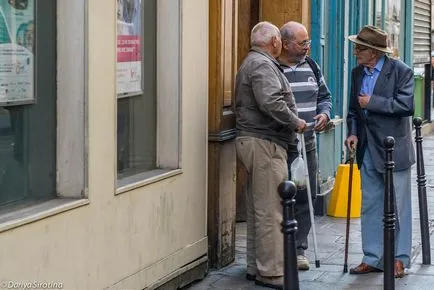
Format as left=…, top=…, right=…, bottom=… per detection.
left=384, top=0, right=401, bottom=58
left=374, top=0, right=383, bottom=28
left=116, top=0, right=181, bottom=191
left=321, top=0, right=328, bottom=80
left=117, top=0, right=157, bottom=179
left=0, top=0, right=56, bottom=206
left=0, top=0, right=87, bottom=226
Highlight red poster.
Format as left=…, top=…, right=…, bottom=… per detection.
left=117, top=35, right=141, bottom=63
left=116, top=0, right=142, bottom=96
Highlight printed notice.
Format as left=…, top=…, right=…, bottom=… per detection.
left=0, top=0, right=34, bottom=106
left=117, top=0, right=142, bottom=96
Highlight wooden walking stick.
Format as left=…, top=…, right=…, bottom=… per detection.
left=343, top=148, right=355, bottom=273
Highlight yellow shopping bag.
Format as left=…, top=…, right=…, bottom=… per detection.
left=327, top=162, right=362, bottom=218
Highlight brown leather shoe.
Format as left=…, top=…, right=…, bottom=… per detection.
left=349, top=263, right=382, bottom=274
left=394, top=260, right=404, bottom=278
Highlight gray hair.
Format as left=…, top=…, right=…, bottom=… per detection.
left=250, top=21, right=280, bottom=47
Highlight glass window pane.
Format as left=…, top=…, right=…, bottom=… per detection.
left=375, top=0, right=383, bottom=27
left=385, top=0, right=401, bottom=58
left=0, top=0, right=56, bottom=206
left=0, top=106, right=26, bottom=204
left=117, top=0, right=156, bottom=180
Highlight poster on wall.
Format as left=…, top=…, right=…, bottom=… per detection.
left=117, top=0, right=142, bottom=97
left=0, top=0, right=34, bottom=106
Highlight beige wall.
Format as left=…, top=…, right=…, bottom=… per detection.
left=0, top=0, right=209, bottom=289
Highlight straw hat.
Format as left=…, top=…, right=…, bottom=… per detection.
left=348, top=25, right=393, bottom=54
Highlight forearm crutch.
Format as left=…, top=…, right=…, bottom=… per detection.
left=299, top=133, right=320, bottom=268
left=343, top=149, right=355, bottom=273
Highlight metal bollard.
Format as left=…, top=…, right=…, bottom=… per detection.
left=413, top=117, right=431, bottom=265
left=383, top=136, right=396, bottom=290
left=278, top=181, right=299, bottom=290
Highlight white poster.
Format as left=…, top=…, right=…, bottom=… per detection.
left=117, top=0, right=142, bottom=96
left=0, top=0, right=34, bottom=106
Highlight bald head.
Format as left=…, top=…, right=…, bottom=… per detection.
left=279, top=21, right=310, bottom=64
left=280, top=21, right=307, bottom=41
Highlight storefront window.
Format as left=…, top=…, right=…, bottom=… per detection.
left=117, top=0, right=157, bottom=180
left=0, top=0, right=56, bottom=206
left=384, top=0, right=401, bottom=58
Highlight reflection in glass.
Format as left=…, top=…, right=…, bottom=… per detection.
left=0, top=107, right=26, bottom=204
left=116, top=0, right=156, bottom=181
left=117, top=95, right=156, bottom=179
left=375, top=0, right=382, bottom=28
left=385, top=0, right=400, bottom=58
left=0, top=0, right=56, bottom=207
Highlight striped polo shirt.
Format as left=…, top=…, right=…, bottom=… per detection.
left=280, top=57, right=332, bottom=146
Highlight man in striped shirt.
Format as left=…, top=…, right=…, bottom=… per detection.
left=278, top=21, right=332, bottom=271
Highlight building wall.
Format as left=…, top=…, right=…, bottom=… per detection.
left=0, top=0, right=209, bottom=289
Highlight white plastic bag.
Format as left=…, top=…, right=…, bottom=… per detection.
left=290, top=141, right=306, bottom=190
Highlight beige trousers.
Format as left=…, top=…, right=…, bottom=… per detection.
left=235, top=136, right=288, bottom=277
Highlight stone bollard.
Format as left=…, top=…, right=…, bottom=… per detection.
left=278, top=181, right=299, bottom=290
left=413, top=117, right=431, bottom=265
left=383, top=136, right=396, bottom=290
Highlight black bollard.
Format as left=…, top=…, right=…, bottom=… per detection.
left=413, top=117, right=431, bottom=265
left=384, top=136, right=396, bottom=290
left=278, top=181, right=299, bottom=290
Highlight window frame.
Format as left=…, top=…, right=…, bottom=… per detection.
left=115, top=0, right=182, bottom=194
left=57, top=0, right=87, bottom=199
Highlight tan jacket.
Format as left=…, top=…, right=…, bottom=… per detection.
left=234, top=47, right=299, bottom=149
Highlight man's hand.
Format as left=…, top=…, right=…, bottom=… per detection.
left=313, top=113, right=329, bottom=132
left=358, top=94, right=371, bottom=108
left=345, top=135, right=358, bottom=151
left=295, top=118, right=307, bottom=133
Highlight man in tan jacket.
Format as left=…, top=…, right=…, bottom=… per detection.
left=234, top=21, right=306, bottom=289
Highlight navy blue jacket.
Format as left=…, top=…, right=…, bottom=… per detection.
left=347, top=56, right=415, bottom=172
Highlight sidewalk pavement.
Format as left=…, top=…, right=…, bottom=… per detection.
left=185, top=133, right=434, bottom=290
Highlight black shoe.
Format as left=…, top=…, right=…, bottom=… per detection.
left=254, top=276, right=283, bottom=290
left=246, top=273, right=256, bottom=281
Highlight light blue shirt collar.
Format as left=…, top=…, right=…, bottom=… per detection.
left=363, top=55, right=385, bottom=75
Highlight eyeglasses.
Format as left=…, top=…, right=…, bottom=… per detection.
left=294, top=39, right=312, bottom=48
left=354, top=45, right=370, bottom=52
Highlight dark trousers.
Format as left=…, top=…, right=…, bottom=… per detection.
left=287, top=143, right=318, bottom=255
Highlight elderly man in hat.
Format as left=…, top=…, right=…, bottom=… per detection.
left=345, top=25, right=414, bottom=278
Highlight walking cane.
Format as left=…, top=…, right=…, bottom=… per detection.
left=343, top=148, right=355, bottom=273
left=299, top=133, right=320, bottom=268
